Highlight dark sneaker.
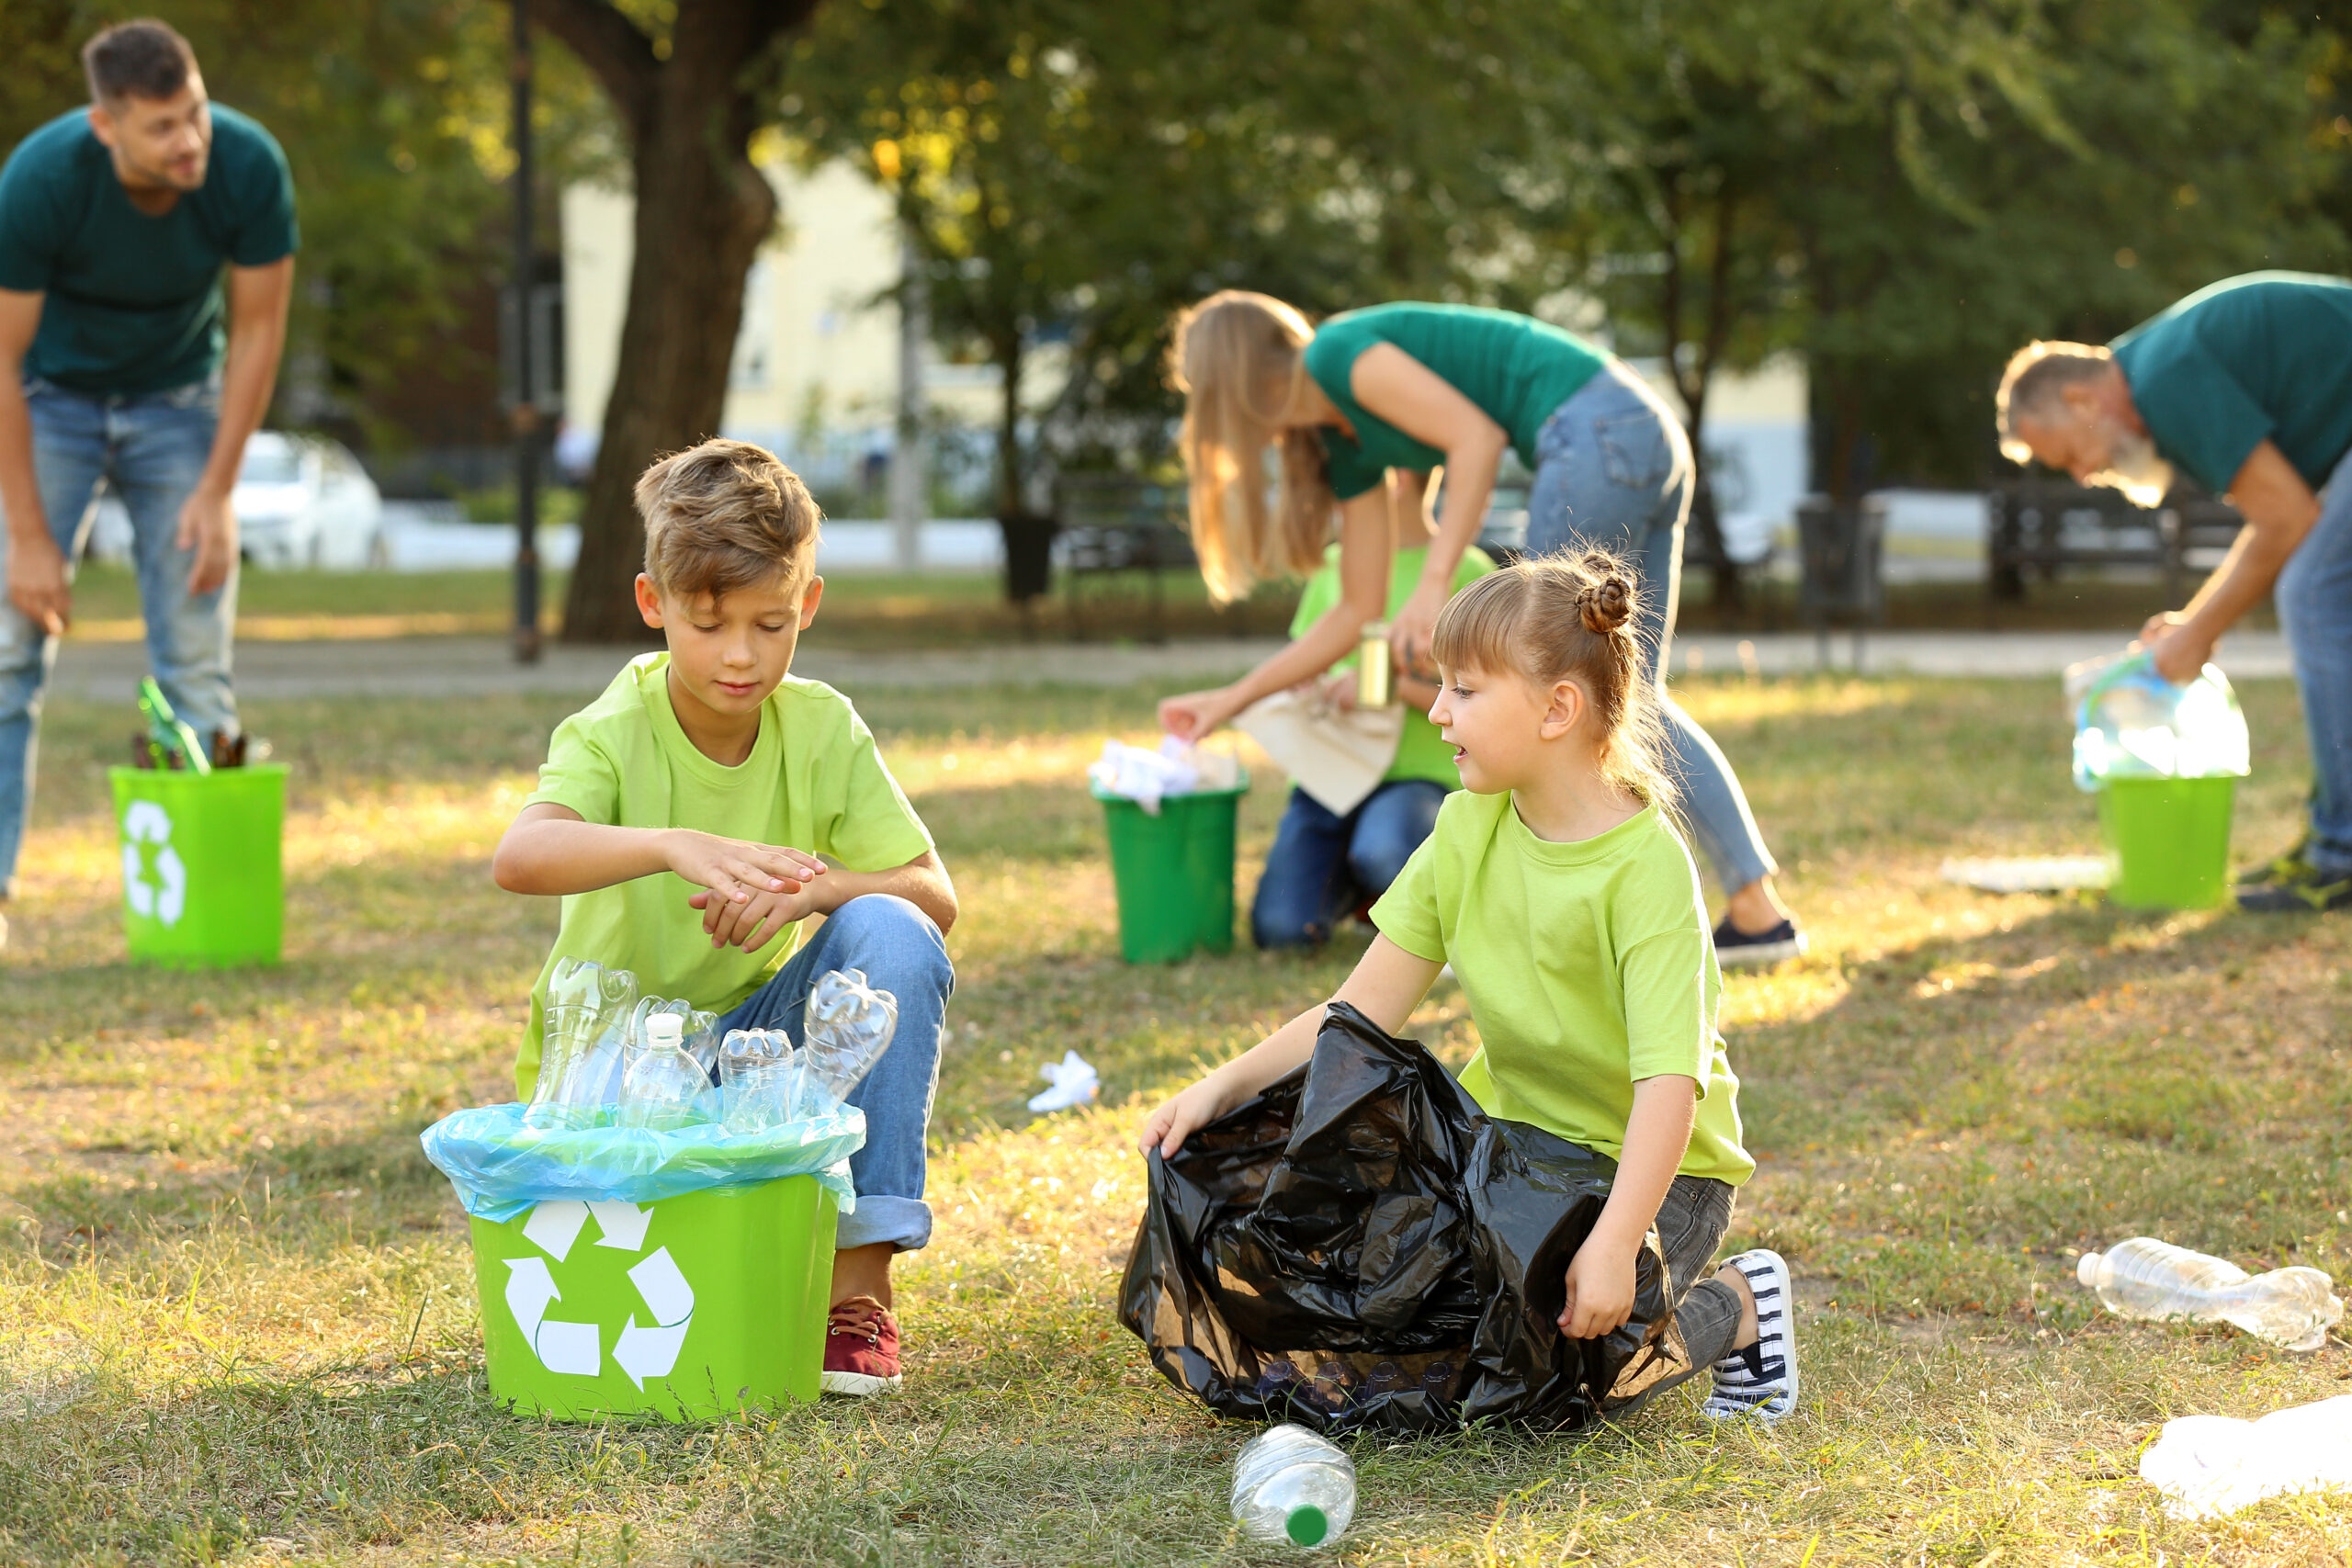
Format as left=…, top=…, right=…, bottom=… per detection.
left=1702, top=1248, right=1798, bottom=1424
left=820, top=1295, right=902, bottom=1395
left=1712, top=917, right=1807, bottom=968
left=2236, top=839, right=2313, bottom=888
left=2236, top=859, right=2352, bottom=913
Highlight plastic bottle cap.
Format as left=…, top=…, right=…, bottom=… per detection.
left=1286, top=1506, right=1329, bottom=1547
left=647, top=1015, right=684, bottom=1046
left=2076, top=1252, right=2100, bottom=1287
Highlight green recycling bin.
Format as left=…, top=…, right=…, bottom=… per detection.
left=1094, top=773, right=1249, bottom=964
left=468, top=1174, right=838, bottom=1422
left=2098, top=775, right=2236, bottom=911
left=109, top=763, right=288, bottom=968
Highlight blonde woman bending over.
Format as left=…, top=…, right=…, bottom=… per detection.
left=1157, top=291, right=1803, bottom=964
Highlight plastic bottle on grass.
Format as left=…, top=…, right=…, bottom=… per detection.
left=2077, top=1238, right=2344, bottom=1351
left=1231, top=1424, right=1355, bottom=1551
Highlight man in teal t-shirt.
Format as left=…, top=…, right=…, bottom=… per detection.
left=1252, top=472, right=1496, bottom=947
left=1997, top=275, right=2352, bottom=912
left=0, top=19, right=296, bottom=937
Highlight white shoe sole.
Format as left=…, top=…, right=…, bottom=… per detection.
left=1714, top=931, right=1809, bottom=969
left=820, top=1369, right=902, bottom=1397
left=1702, top=1247, right=1798, bottom=1423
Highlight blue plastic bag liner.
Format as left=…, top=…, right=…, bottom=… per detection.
left=2068, top=650, right=2249, bottom=792
left=421, top=1099, right=865, bottom=1223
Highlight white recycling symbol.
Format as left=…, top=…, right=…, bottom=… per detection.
left=502, top=1199, right=696, bottom=1389
left=120, top=800, right=188, bottom=927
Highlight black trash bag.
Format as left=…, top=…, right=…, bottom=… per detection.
left=1120, top=1002, right=1691, bottom=1436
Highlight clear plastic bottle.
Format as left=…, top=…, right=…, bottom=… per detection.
left=1231, top=1424, right=1356, bottom=1551
left=528, top=957, right=638, bottom=1126
left=797, top=969, right=899, bottom=1111
left=2077, top=1238, right=2345, bottom=1352
left=719, top=1028, right=796, bottom=1134
left=618, top=1013, right=713, bottom=1130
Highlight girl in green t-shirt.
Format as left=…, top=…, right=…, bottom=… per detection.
left=1141, top=552, right=1799, bottom=1426
left=1153, top=290, right=1804, bottom=968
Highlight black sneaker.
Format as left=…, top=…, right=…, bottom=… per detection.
left=2236, top=838, right=2313, bottom=887
left=1702, top=1248, right=1798, bottom=1424
left=2236, top=858, right=2352, bottom=913
left=1712, top=917, right=1807, bottom=968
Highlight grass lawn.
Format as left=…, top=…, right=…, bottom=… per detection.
left=1, top=671, right=2348, bottom=1564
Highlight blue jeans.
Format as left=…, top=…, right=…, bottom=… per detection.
left=2278, top=444, right=2352, bottom=876
left=1524, top=360, right=1777, bottom=895
left=1251, top=779, right=1446, bottom=948
left=0, top=376, right=234, bottom=895
left=715, top=895, right=955, bottom=1253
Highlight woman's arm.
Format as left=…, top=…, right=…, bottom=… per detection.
left=1138, top=935, right=1442, bottom=1155
left=1558, top=1074, right=1699, bottom=1339
left=1158, top=488, right=1396, bottom=740
left=1345, top=344, right=1510, bottom=667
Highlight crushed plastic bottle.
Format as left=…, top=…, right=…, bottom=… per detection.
left=798, top=968, right=898, bottom=1111
left=1231, top=1424, right=1356, bottom=1550
left=718, top=1027, right=797, bottom=1134
left=617, top=1012, right=713, bottom=1130
left=2067, top=651, right=2250, bottom=791
left=2077, top=1238, right=2344, bottom=1352
left=528, top=957, right=638, bottom=1127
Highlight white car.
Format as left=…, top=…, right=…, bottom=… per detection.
left=86, top=431, right=388, bottom=570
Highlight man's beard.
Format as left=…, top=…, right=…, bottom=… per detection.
left=2085, top=423, right=2175, bottom=509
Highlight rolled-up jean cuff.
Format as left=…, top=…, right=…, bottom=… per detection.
left=837, top=1192, right=933, bottom=1252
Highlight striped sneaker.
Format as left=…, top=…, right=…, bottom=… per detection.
left=1702, top=1248, right=1798, bottom=1424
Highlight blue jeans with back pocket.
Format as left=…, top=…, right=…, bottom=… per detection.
left=1524, top=360, right=1777, bottom=895
left=0, top=375, right=236, bottom=895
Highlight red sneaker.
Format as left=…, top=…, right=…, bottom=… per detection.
left=821, top=1295, right=902, bottom=1395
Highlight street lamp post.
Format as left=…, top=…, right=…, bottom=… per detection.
left=509, top=0, right=543, bottom=663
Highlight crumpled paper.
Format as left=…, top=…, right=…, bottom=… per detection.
left=1088, top=737, right=1241, bottom=815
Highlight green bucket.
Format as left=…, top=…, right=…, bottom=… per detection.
left=1094, top=775, right=1249, bottom=964
left=109, top=764, right=288, bottom=968
left=468, top=1175, right=837, bottom=1422
left=2098, top=775, right=2236, bottom=910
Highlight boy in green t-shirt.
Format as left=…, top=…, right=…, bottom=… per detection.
left=492, top=439, right=956, bottom=1397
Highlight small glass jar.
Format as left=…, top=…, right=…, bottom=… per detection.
left=1356, top=623, right=1394, bottom=709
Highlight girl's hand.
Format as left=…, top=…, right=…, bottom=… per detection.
left=1317, top=669, right=1358, bottom=712
left=1557, top=1236, right=1639, bottom=1340
left=1138, top=1074, right=1236, bottom=1157
left=1387, top=578, right=1451, bottom=675
left=1159, top=686, right=1243, bottom=743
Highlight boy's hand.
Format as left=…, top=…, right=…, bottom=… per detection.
left=667, top=830, right=827, bottom=908
left=1558, top=1235, right=1639, bottom=1340
left=1137, top=1073, right=1236, bottom=1158
left=689, top=877, right=823, bottom=951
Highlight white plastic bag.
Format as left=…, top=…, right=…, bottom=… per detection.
left=2140, top=1395, right=2352, bottom=1519
left=2067, top=650, right=2249, bottom=792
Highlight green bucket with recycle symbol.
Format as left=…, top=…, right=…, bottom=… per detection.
left=109, top=764, right=288, bottom=968
left=467, top=1174, right=838, bottom=1421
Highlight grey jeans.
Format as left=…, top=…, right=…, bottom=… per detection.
left=1602, top=1172, right=1743, bottom=1416
left=1525, top=360, right=1778, bottom=895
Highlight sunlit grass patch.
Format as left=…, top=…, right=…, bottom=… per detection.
left=0, top=674, right=2348, bottom=1562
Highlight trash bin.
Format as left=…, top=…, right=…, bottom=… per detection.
left=1095, top=775, right=1249, bottom=963
left=1795, top=494, right=1887, bottom=670
left=2068, top=651, right=2248, bottom=912
left=2099, top=776, right=2236, bottom=911
left=108, top=763, right=288, bottom=968
left=469, top=1173, right=837, bottom=1422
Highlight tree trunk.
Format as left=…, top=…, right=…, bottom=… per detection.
left=532, top=0, right=820, bottom=642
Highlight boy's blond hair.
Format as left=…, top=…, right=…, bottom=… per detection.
left=635, top=438, right=821, bottom=601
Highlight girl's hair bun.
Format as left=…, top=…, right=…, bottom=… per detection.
left=1579, top=571, right=1634, bottom=636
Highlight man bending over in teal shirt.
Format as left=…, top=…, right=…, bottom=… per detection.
left=494, top=440, right=957, bottom=1396
left=1998, top=273, right=2352, bottom=913
left=0, top=18, right=297, bottom=949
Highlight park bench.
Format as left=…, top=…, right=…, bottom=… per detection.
left=1987, top=479, right=2243, bottom=605
left=1048, top=474, right=1198, bottom=641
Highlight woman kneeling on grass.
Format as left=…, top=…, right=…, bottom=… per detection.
left=1141, top=552, right=1798, bottom=1424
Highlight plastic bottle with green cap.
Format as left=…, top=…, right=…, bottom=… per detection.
left=137, top=676, right=209, bottom=774
left=1231, top=1423, right=1356, bottom=1549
